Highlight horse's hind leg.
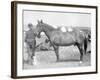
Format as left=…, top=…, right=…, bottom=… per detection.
left=77, top=44, right=84, bottom=62
left=84, top=37, right=88, bottom=54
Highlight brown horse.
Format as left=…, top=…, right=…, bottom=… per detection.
left=35, top=20, right=88, bottom=62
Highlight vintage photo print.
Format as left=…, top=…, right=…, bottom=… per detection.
left=11, top=1, right=97, bottom=78
left=23, top=10, right=91, bottom=69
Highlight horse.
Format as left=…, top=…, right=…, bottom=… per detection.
left=35, top=20, right=88, bottom=62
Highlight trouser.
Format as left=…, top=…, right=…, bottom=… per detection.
left=27, top=40, right=36, bottom=58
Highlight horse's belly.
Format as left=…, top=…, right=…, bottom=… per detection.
left=54, top=37, right=75, bottom=46
left=59, top=41, right=75, bottom=46
left=55, top=42, right=75, bottom=46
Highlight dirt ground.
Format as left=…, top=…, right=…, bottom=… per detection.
left=23, top=44, right=91, bottom=69
left=23, top=27, right=91, bottom=69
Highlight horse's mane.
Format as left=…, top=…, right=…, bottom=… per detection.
left=42, top=22, right=56, bottom=31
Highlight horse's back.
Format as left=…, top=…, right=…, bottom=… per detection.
left=49, top=30, right=76, bottom=45
left=55, top=28, right=85, bottom=43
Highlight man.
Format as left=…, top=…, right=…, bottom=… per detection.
left=25, top=23, right=36, bottom=65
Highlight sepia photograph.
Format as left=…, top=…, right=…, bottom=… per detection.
left=23, top=10, right=91, bottom=69
left=11, top=1, right=97, bottom=78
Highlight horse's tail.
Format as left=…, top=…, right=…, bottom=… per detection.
left=84, top=35, right=88, bottom=54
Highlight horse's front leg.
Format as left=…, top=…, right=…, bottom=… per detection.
left=53, top=45, right=59, bottom=62
left=80, top=47, right=83, bottom=63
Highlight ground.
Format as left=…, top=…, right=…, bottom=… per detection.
left=23, top=45, right=91, bottom=69
left=23, top=27, right=91, bottom=69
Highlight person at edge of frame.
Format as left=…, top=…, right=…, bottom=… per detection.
left=25, top=23, right=37, bottom=65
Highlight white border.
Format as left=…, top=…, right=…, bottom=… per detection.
left=17, top=4, right=96, bottom=76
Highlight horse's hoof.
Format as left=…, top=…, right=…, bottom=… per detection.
left=79, top=61, right=82, bottom=63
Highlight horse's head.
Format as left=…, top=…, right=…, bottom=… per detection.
left=35, top=20, right=44, bottom=38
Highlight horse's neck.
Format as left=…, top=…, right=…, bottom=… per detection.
left=43, top=23, right=55, bottom=30
left=42, top=24, right=53, bottom=39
